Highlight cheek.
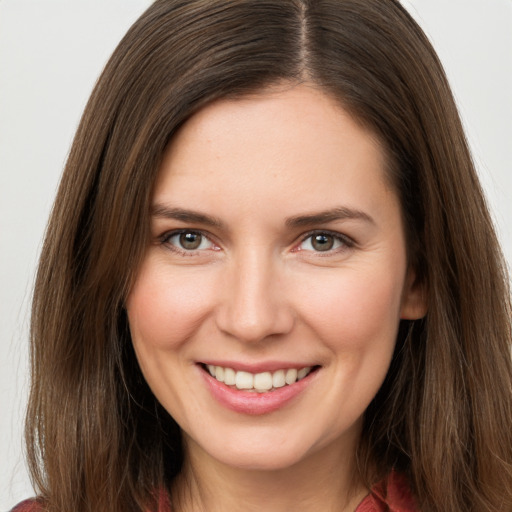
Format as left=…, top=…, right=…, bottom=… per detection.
left=125, top=258, right=218, bottom=420
left=294, top=266, right=405, bottom=428
left=296, top=265, right=405, bottom=351
left=126, top=258, right=217, bottom=351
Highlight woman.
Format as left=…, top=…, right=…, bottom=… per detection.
left=14, top=0, right=512, bottom=511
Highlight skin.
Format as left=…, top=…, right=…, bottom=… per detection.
left=126, top=84, right=426, bottom=512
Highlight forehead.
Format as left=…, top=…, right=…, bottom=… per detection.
left=155, top=84, right=391, bottom=195
left=150, top=84, right=403, bottom=237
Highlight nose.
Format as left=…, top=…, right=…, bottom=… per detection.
left=215, top=249, right=294, bottom=343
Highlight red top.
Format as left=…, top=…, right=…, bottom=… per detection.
left=355, top=471, right=418, bottom=511
left=11, top=472, right=417, bottom=512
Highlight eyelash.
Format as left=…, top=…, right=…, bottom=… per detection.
left=158, top=229, right=355, bottom=255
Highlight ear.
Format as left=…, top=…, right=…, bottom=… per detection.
left=400, top=268, right=428, bottom=319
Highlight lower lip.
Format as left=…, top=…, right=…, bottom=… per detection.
left=200, top=367, right=317, bottom=415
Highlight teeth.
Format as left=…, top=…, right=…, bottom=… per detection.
left=297, top=367, right=310, bottom=380
left=206, top=365, right=313, bottom=391
left=285, top=368, right=298, bottom=385
left=235, top=371, right=253, bottom=390
left=215, top=366, right=225, bottom=382
left=254, top=372, right=273, bottom=392
left=224, top=367, right=236, bottom=385
left=272, top=369, right=286, bottom=388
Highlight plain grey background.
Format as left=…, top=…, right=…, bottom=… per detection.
left=1, top=1, right=511, bottom=509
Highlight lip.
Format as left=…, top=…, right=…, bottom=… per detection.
left=201, top=360, right=315, bottom=373
left=199, top=363, right=319, bottom=415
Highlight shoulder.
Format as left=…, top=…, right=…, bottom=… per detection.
left=10, top=499, right=43, bottom=512
left=356, top=472, right=418, bottom=512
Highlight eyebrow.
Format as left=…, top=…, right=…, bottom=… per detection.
left=151, top=204, right=374, bottom=229
left=285, top=207, right=375, bottom=228
left=151, top=204, right=226, bottom=229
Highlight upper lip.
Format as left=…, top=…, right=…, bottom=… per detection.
left=199, top=360, right=319, bottom=373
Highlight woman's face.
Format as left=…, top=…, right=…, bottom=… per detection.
left=126, top=84, right=426, bottom=472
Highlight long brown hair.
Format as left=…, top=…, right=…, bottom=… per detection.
left=26, top=1, right=512, bottom=511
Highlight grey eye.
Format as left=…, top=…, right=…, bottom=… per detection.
left=298, top=232, right=348, bottom=253
left=165, top=231, right=214, bottom=252
left=311, top=234, right=335, bottom=251
left=179, top=232, right=203, bottom=250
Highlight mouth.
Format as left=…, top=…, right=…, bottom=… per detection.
left=199, top=362, right=320, bottom=415
left=200, top=363, right=320, bottom=393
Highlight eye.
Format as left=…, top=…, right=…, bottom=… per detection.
left=163, top=230, right=216, bottom=252
left=297, top=231, right=352, bottom=252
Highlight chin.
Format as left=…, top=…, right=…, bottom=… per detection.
left=213, top=447, right=309, bottom=472
left=186, top=426, right=343, bottom=473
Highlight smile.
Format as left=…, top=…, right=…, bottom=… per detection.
left=200, top=363, right=320, bottom=415
left=205, top=364, right=314, bottom=392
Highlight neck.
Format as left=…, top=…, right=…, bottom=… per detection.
left=171, top=435, right=368, bottom=512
